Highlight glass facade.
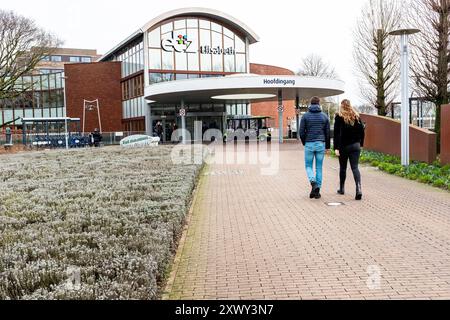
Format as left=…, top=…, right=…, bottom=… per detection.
left=116, top=40, right=145, bottom=78
left=0, top=72, right=65, bottom=131
left=147, top=17, right=247, bottom=79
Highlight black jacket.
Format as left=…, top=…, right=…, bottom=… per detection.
left=299, top=105, right=331, bottom=149
left=333, top=115, right=365, bottom=151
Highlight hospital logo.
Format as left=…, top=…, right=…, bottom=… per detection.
left=161, top=32, right=194, bottom=53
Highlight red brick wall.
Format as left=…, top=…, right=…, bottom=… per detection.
left=65, top=62, right=122, bottom=133
left=250, top=63, right=296, bottom=135
left=441, top=105, right=450, bottom=164
left=360, top=114, right=437, bottom=164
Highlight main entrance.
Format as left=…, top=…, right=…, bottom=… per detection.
left=151, top=104, right=226, bottom=143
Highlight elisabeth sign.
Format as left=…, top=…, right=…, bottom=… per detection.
left=120, top=135, right=160, bottom=148
left=162, top=32, right=234, bottom=55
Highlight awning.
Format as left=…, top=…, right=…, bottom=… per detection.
left=145, top=74, right=345, bottom=104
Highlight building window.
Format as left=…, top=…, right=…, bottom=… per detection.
left=70, top=56, right=81, bottom=62
left=81, top=57, right=92, bottom=63
left=121, top=73, right=144, bottom=101
left=51, top=56, right=62, bottom=62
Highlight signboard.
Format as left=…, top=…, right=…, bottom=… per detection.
left=161, top=32, right=234, bottom=55
left=120, top=135, right=160, bottom=148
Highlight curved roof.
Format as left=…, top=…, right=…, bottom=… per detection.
left=142, top=8, right=260, bottom=43
left=100, top=8, right=259, bottom=61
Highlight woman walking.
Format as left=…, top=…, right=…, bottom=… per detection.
left=334, top=99, right=365, bottom=200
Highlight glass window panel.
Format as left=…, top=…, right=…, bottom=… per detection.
left=161, top=22, right=173, bottom=34
left=175, top=51, right=187, bottom=70
left=223, top=27, right=234, bottom=39
left=174, top=19, right=186, bottom=30
left=70, top=56, right=80, bottom=62
left=187, top=53, right=199, bottom=71
left=200, top=29, right=211, bottom=71
left=186, top=28, right=198, bottom=53
left=187, top=19, right=198, bottom=28
left=149, top=49, right=162, bottom=69
left=149, top=73, right=162, bottom=84
left=212, top=55, right=223, bottom=72
left=212, top=31, right=223, bottom=72
left=81, top=57, right=92, bottom=63
left=201, top=54, right=212, bottom=71
left=224, top=35, right=234, bottom=51
left=51, top=55, right=62, bottom=62
left=148, top=27, right=161, bottom=47
left=236, top=54, right=246, bottom=73
left=43, top=108, right=50, bottom=118
left=161, top=73, right=175, bottom=82
left=200, top=29, right=211, bottom=47
left=3, top=110, right=13, bottom=123
left=162, top=50, right=174, bottom=70
left=235, top=36, right=246, bottom=53
left=224, top=54, right=235, bottom=72
left=199, top=20, right=210, bottom=29
left=176, top=73, right=188, bottom=81
left=188, top=73, right=199, bottom=79
left=211, top=22, right=222, bottom=33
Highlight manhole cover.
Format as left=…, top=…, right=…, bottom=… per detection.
left=326, top=202, right=345, bottom=207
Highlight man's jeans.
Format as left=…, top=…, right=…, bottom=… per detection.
left=304, top=141, right=326, bottom=188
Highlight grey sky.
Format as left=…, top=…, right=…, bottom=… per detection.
left=2, top=0, right=368, bottom=104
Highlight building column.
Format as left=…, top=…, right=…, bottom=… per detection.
left=145, top=101, right=152, bottom=136
left=278, top=89, right=284, bottom=144
left=296, top=96, right=301, bottom=141
left=181, top=99, right=186, bottom=144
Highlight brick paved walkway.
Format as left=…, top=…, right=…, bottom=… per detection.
left=165, top=143, right=450, bottom=300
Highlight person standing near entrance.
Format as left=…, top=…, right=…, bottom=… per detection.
left=300, top=97, right=331, bottom=199
left=334, top=99, right=365, bottom=201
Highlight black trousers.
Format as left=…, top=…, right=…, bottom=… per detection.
left=339, top=143, right=362, bottom=186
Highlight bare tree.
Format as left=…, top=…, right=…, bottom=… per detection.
left=297, top=54, right=339, bottom=79
left=409, top=0, right=450, bottom=148
left=354, top=0, right=402, bottom=116
left=0, top=10, right=62, bottom=100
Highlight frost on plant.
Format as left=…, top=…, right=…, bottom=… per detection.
left=0, top=146, right=202, bottom=300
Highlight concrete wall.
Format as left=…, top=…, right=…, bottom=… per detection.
left=441, top=104, right=450, bottom=165
left=65, top=62, right=122, bottom=133
left=250, top=63, right=295, bottom=136
left=360, top=114, right=437, bottom=164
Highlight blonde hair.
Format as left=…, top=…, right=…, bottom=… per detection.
left=338, top=99, right=360, bottom=126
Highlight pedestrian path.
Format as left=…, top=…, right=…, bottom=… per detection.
left=164, top=143, right=450, bottom=300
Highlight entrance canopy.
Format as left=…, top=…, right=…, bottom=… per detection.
left=145, top=74, right=345, bottom=104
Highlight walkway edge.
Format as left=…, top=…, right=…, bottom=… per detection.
left=162, top=164, right=208, bottom=300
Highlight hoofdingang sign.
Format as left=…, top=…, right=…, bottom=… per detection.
left=120, top=135, right=160, bottom=148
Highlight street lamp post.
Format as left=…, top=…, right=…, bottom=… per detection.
left=389, top=28, right=420, bottom=166
left=62, top=76, right=69, bottom=150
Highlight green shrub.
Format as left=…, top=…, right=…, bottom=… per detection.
left=433, top=179, right=446, bottom=188
left=357, top=150, right=449, bottom=191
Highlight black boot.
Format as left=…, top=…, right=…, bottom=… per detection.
left=310, top=181, right=319, bottom=199
left=356, top=182, right=362, bottom=201
left=315, top=188, right=322, bottom=199
left=337, top=181, right=345, bottom=195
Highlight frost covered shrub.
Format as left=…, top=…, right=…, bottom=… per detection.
left=0, top=146, right=202, bottom=300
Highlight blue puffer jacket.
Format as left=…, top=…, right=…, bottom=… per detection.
left=299, top=104, right=331, bottom=149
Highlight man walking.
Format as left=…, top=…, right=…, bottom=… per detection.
left=299, top=97, right=331, bottom=199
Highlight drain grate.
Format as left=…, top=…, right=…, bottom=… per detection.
left=326, top=202, right=345, bottom=207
